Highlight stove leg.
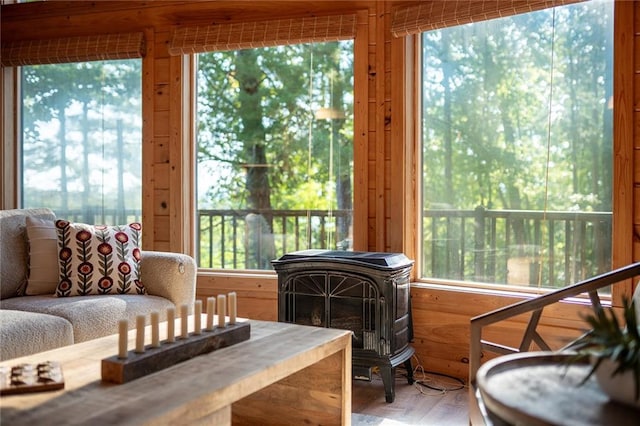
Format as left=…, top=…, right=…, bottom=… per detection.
left=381, top=366, right=395, bottom=403
left=381, top=358, right=415, bottom=403
left=404, top=358, right=414, bottom=384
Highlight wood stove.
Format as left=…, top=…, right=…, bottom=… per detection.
left=272, top=250, right=415, bottom=402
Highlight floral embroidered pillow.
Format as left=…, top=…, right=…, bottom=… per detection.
left=55, top=220, right=146, bottom=297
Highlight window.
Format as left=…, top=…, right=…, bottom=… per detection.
left=21, top=60, right=142, bottom=225
left=196, top=42, right=354, bottom=270
left=420, top=0, right=613, bottom=289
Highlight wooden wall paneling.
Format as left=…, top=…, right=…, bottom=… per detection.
left=0, top=1, right=183, bottom=36
left=635, top=72, right=640, bottom=108
left=412, top=309, right=471, bottom=346
left=154, top=58, right=170, bottom=84
left=612, top=0, right=636, bottom=304
left=153, top=215, right=171, bottom=252
left=363, top=136, right=379, bottom=243
left=0, top=2, right=224, bottom=41
left=153, top=163, right=171, bottom=189
left=383, top=3, right=393, bottom=253
left=153, top=111, right=171, bottom=136
left=154, top=83, right=170, bottom=111
left=476, top=317, right=584, bottom=351
left=366, top=47, right=378, bottom=245
left=414, top=345, right=471, bottom=380
left=410, top=284, right=594, bottom=382
left=1, top=1, right=377, bottom=38
left=388, top=1, right=406, bottom=255
left=384, top=157, right=392, bottom=191
left=153, top=189, right=170, bottom=216
left=353, top=9, right=371, bottom=251
left=635, top=146, right=640, bottom=182
left=142, top=27, right=155, bottom=249
left=367, top=178, right=376, bottom=244
left=411, top=287, right=481, bottom=380
left=197, top=274, right=278, bottom=321
left=152, top=136, right=170, bottom=164
left=149, top=30, right=173, bottom=251
left=365, top=9, right=377, bottom=252
left=374, top=2, right=386, bottom=252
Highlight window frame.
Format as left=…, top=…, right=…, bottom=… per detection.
left=406, top=0, right=635, bottom=305
left=183, top=11, right=370, bottom=277
left=1, top=30, right=146, bottom=212
left=1, top=66, right=20, bottom=209
left=192, top=41, right=356, bottom=271
left=18, top=60, right=144, bottom=224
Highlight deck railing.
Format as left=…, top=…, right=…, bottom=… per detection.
left=55, top=208, right=142, bottom=226
left=423, top=207, right=611, bottom=288
left=197, top=209, right=352, bottom=270
left=54, top=207, right=611, bottom=287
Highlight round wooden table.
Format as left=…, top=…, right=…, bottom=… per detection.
left=476, top=351, right=639, bottom=426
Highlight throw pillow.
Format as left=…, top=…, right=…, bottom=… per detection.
left=25, top=216, right=58, bottom=295
left=0, top=208, right=55, bottom=299
left=55, top=220, right=146, bottom=297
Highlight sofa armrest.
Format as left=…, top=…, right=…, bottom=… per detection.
left=140, top=251, right=196, bottom=308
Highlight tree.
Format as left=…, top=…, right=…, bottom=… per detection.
left=196, top=41, right=354, bottom=268
left=421, top=1, right=613, bottom=283
left=22, top=60, right=142, bottom=223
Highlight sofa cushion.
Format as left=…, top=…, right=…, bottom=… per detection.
left=0, top=309, right=74, bottom=361
left=0, top=208, right=56, bottom=300
left=1, top=294, right=175, bottom=343
left=55, top=220, right=146, bottom=297
left=25, top=216, right=59, bottom=295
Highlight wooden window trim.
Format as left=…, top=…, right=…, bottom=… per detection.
left=401, top=0, right=635, bottom=302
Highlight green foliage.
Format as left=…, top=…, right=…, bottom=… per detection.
left=421, top=1, right=613, bottom=284
left=21, top=60, right=142, bottom=219
left=567, top=298, right=640, bottom=400
left=196, top=42, right=354, bottom=267
left=196, top=42, right=354, bottom=211
left=280, top=181, right=330, bottom=210
left=422, top=1, right=612, bottom=213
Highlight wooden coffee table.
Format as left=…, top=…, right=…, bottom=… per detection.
left=0, top=318, right=352, bottom=425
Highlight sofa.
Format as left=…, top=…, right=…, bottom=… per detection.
left=0, top=208, right=197, bottom=361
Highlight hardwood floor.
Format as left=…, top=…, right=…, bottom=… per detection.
left=352, top=362, right=469, bottom=426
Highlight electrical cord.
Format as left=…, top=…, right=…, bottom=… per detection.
left=396, top=354, right=466, bottom=395
left=369, top=354, right=466, bottom=396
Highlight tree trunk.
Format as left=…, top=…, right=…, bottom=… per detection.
left=59, top=107, right=69, bottom=213
left=441, top=32, right=454, bottom=207
left=331, top=56, right=352, bottom=249
left=117, top=119, right=126, bottom=224
left=82, top=102, right=91, bottom=223
left=235, top=49, right=275, bottom=269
